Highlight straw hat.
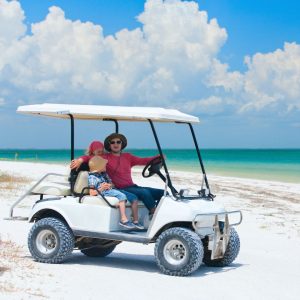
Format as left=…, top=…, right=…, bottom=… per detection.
left=104, top=133, right=127, bottom=152
left=88, top=156, right=108, bottom=172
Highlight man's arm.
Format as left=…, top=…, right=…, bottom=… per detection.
left=70, top=155, right=92, bottom=170
left=129, top=153, right=160, bottom=166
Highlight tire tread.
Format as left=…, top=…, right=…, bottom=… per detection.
left=155, top=227, right=203, bottom=276
left=28, top=217, right=74, bottom=264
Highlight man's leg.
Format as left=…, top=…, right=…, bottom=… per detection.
left=141, top=187, right=164, bottom=205
left=122, top=186, right=156, bottom=213
left=130, top=200, right=138, bottom=223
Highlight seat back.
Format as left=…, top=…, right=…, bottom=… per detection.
left=73, top=171, right=89, bottom=195
left=69, top=162, right=89, bottom=195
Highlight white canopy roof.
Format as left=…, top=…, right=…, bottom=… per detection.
left=17, top=103, right=199, bottom=123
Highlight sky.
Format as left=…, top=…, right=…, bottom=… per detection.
left=0, top=0, right=300, bottom=149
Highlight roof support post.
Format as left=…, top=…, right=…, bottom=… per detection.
left=187, top=123, right=210, bottom=190
left=148, top=119, right=177, bottom=197
left=103, top=119, right=119, bottom=133
left=68, top=114, right=74, bottom=161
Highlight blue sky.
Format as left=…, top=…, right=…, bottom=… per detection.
left=0, top=0, right=300, bottom=149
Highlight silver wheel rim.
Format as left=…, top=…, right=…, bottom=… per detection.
left=36, top=230, right=58, bottom=255
left=163, top=239, right=188, bottom=266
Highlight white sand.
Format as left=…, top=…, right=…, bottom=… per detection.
left=0, top=161, right=300, bottom=300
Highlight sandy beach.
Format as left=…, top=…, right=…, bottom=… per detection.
left=0, top=160, right=300, bottom=300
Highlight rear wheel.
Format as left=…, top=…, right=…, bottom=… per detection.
left=203, top=227, right=240, bottom=267
left=155, top=227, right=203, bottom=276
left=28, top=217, right=74, bottom=263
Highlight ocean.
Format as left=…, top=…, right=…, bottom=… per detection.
left=0, top=149, right=299, bottom=183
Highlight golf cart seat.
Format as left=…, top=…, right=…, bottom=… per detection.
left=74, top=171, right=144, bottom=207
left=31, top=181, right=71, bottom=196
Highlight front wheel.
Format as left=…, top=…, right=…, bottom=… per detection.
left=155, top=227, right=204, bottom=276
left=203, top=227, right=240, bottom=267
left=28, top=217, right=74, bottom=264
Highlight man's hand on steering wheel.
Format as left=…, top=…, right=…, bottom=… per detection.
left=142, top=156, right=164, bottom=178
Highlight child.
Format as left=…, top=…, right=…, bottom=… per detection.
left=70, top=140, right=104, bottom=170
left=88, top=156, right=144, bottom=230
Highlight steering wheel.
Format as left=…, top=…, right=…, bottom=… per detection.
left=142, top=156, right=163, bottom=178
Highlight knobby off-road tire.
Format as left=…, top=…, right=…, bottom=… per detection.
left=155, top=227, right=204, bottom=276
left=28, top=217, right=74, bottom=264
left=81, top=244, right=117, bottom=257
left=203, top=227, right=240, bottom=267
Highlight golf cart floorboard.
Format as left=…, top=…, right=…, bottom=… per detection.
left=73, top=229, right=151, bottom=244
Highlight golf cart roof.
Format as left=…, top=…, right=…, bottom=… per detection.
left=17, top=103, right=199, bottom=123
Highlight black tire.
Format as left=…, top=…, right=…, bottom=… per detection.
left=28, top=217, right=74, bottom=264
left=81, top=244, right=117, bottom=257
left=203, top=227, right=240, bottom=267
left=155, top=227, right=203, bottom=276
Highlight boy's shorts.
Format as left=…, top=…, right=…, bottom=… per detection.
left=101, top=189, right=137, bottom=203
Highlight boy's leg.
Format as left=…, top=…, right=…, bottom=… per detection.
left=119, top=190, right=140, bottom=223
left=120, top=190, right=144, bottom=229
left=118, top=200, right=128, bottom=223
left=104, top=189, right=128, bottom=222
left=103, top=189, right=136, bottom=229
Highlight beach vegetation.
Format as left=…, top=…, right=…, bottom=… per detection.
left=0, top=239, right=45, bottom=297
left=0, top=172, right=30, bottom=190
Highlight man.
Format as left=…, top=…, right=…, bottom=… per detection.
left=102, top=133, right=164, bottom=215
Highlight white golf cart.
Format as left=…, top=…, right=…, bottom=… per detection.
left=8, top=103, right=242, bottom=276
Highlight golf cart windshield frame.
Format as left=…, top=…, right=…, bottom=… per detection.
left=68, top=115, right=210, bottom=199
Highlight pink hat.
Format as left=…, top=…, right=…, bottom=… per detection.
left=88, top=141, right=104, bottom=155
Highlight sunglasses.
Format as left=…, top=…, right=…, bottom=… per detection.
left=110, top=140, right=122, bottom=145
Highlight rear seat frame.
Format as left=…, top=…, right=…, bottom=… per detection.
left=77, top=186, right=118, bottom=209
left=8, top=173, right=68, bottom=219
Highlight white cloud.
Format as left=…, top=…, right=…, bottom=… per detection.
left=206, top=59, right=243, bottom=92
left=0, top=0, right=25, bottom=43
left=0, top=0, right=228, bottom=107
left=241, top=42, right=300, bottom=112
left=138, top=0, right=227, bottom=71
left=0, top=0, right=299, bottom=117
left=178, top=96, right=224, bottom=115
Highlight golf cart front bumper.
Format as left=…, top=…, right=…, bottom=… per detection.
left=192, top=211, right=242, bottom=260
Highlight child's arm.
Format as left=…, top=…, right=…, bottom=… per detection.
left=99, top=183, right=112, bottom=190
left=89, top=186, right=98, bottom=196
left=88, top=175, right=103, bottom=196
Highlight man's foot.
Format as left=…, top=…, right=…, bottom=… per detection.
left=119, top=220, right=135, bottom=229
left=133, top=221, right=144, bottom=230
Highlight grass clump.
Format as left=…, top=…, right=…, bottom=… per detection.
left=0, top=172, right=30, bottom=190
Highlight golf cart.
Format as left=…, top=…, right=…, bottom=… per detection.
left=8, top=103, right=242, bottom=276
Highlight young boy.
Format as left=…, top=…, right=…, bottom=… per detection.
left=88, top=156, right=144, bottom=230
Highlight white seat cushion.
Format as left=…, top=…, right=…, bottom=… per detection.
left=75, top=171, right=144, bottom=207
left=74, top=171, right=89, bottom=194
left=32, top=182, right=71, bottom=196
left=81, top=196, right=145, bottom=207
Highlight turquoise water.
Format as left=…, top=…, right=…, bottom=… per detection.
left=0, top=149, right=299, bottom=183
